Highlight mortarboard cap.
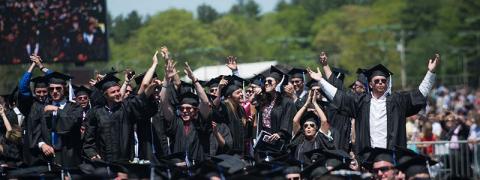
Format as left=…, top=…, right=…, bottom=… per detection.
left=222, top=75, right=245, bottom=97
left=178, top=92, right=199, bottom=106
left=134, top=71, right=158, bottom=86
left=249, top=74, right=265, bottom=87
left=205, top=76, right=223, bottom=89
left=212, top=154, right=246, bottom=175
left=288, top=68, right=307, bottom=80
left=395, top=156, right=436, bottom=179
left=304, top=149, right=352, bottom=169
left=306, top=80, right=320, bottom=88
left=178, top=81, right=195, bottom=95
left=364, top=64, right=393, bottom=81
left=31, top=76, right=48, bottom=88
left=331, top=67, right=349, bottom=81
left=44, top=72, right=72, bottom=85
left=95, top=74, right=121, bottom=91
left=267, top=66, right=289, bottom=84
left=73, top=85, right=92, bottom=96
left=300, top=111, right=320, bottom=128
left=359, top=147, right=397, bottom=170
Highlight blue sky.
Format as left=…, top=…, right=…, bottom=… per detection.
left=107, top=0, right=280, bottom=17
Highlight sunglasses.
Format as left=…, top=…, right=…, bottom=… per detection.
left=372, top=166, right=394, bottom=173
left=48, top=87, right=63, bottom=92
left=373, top=79, right=387, bottom=84
left=179, top=106, right=196, bottom=112
left=266, top=79, right=274, bottom=85
left=76, top=96, right=89, bottom=100
left=303, top=123, right=316, bottom=129
left=290, top=80, right=302, bottom=84
left=35, top=90, right=47, bottom=94
left=209, top=88, right=218, bottom=93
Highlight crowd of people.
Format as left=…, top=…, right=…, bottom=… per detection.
left=0, top=0, right=107, bottom=64
left=1, top=46, right=470, bottom=180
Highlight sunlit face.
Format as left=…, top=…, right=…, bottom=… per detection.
left=373, top=161, right=395, bottom=180
left=179, top=104, right=198, bottom=122
left=229, top=88, right=243, bottom=104
left=303, top=121, right=317, bottom=139
left=290, top=77, right=304, bottom=92
left=265, top=77, right=277, bottom=93
left=34, top=87, right=48, bottom=102
left=76, top=94, right=89, bottom=108
left=369, top=76, right=388, bottom=95
left=104, top=86, right=122, bottom=103
left=48, top=84, right=65, bottom=101
left=209, top=87, right=218, bottom=96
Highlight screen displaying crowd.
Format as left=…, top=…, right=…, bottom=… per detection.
left=0, top=0, right=108, bottom=64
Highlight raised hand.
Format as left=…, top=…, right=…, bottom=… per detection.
left=307, top=67, right=323, bottom=81
left=30, top=55, right=45, bottom=68
left=319, top=52, right=328, bottom=66
left=160, top=46, right=170, bottom=60
left=184, top=62, right=196, bottom=81
left=0, top=104, right=5, bottom=115
left=428, top=53, right=440, bottom=73
left=165, top=59, right=178, bottom=80
left=225, top=56, right=238, bottom=71
left=152, top=50, right=159, bottom=65
left=218, top=76, right=228, bottom=90
left=284, top=83, right=295, bottom=98
left=305, top=90, right=313, bottom=106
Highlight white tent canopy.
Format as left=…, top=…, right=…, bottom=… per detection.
left=189, top=61, right=278, bottom=81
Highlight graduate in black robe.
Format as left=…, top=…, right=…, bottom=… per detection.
left=83, top=74, right=158, bottom=163
left=254, top=66, right=296, bottom=152
left=212, top=75, right=250, bottom=155
left=30, top=72, right=83, bottom=168
left=308, top=54, right=440, bottom=154
left=159, top=62, right=213, bottom=161
left=290, top=108, right=335, bottom=165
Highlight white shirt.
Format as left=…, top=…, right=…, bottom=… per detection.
left=369, top=93, right=388, bottom=148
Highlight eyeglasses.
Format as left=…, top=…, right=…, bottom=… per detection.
left=290, top=80, right=302, bottom=84
left=35, top=90, right=47, bottom=94
left=372, top=166, right=394, bottom=173
left=48, top=86, right=63, bottom=92
left=373, top=79, right=387, bottom=84
left=303, top=123, right=316, bottom=129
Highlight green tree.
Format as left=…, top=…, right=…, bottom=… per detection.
left=197, top=4, right=219, bottom=23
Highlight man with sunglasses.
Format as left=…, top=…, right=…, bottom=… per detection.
left=309, top=54, right=440, bottom=154
left=29, top=72, right=83, bottom=168
left=73, top=85, right=92, bottom=136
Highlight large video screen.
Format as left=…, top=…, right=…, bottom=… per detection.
left=0, top=0, right=108, bottom=64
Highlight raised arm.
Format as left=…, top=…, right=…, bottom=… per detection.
left=319, top=52, right=333, bottom=79
left=418, top=53, right=440, bottom=97
left=225, top=56, right=239, bottom=76
left=307, top=67, right=337, bottom=100
left=293, top=90, right=312, bottom=134
left=184, top=62, right=211, bottom=118
left=312, top=91, right=330, bottom=135
left=31, top=55, right=52, bottom=75
left=213, top=76, right=227, bottom=107
left=138, top=51, right=159, bottom=94
left=0, top=105, right=12, bottom=134
left=160, top=60, right=179, bottom=121
left=120, top=69, right=134, bottom=99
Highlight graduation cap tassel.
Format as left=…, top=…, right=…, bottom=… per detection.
left=387, top=75, right=392, bottom=95
left=68, top=79, right=75, bottom=102
left=242, top=81, right=246, bottom=102
left=275, top=75, right=285, bottom=92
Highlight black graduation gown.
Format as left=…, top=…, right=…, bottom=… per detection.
left=30, top=101, right=83, bottom=167
left=165, top=115, right=211, bottom=162
left=17, top=92, right=44, bottom=165
left=209, top=122, right=232, bottom=156
left=257, top=94, right=296, bottom=147
left=289, top=132, right=335, bottom=165
left=83, top=93, right=157, bottom=163
left=136, top=103, right=170, bottom=161
left=330, top=89, right=426, bottom=154
left=213, top=101, right=248, bottom=154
